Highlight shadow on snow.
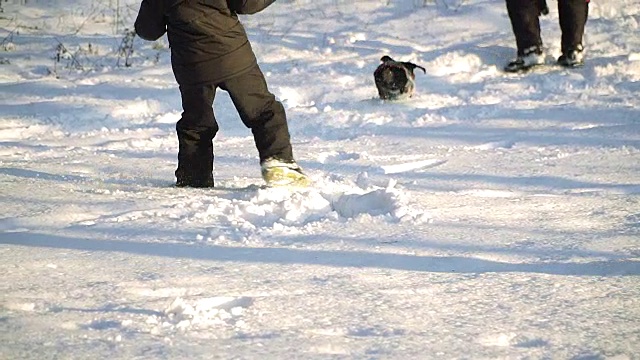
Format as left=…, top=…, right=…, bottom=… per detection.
left=2, top=232, right=638, bottom=277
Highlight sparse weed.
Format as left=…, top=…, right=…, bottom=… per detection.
left=116, top=29, right=136, bottom=67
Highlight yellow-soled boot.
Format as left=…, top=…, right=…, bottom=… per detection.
left=261, top=158, right=310, bottom=187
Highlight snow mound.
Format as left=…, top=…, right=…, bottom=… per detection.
left=156, top=296, right=253, bottom=331
left=84, top=178, right=431, bottom=245
left=429, top=51, right=485, bottom=77
left=329, top=185, right=413, bottom=221
left=198, top=180, right=431, bottom=243
left=225, top=187, right=334, bottom=227
left=264, top=180, right=428, bottom=223
left=594, top=58, right=640, bottom=81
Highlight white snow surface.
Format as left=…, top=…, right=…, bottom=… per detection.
left=1, top=0, right=639, bottom=358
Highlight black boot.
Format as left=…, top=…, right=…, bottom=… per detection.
left=175, top=172, right=214, bottom=188
left=557, top=44, right=584, bottom=68
left=504, top=45, right=545, bottom=73
left=558, top=0, right=589, bottom=68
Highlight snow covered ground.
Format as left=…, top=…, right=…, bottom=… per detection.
left=1, top=0, right=639, bottom=358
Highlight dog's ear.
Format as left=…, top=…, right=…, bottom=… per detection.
left=403, top=62, right=426, bottom=74
left=380, top=55, right=394, bottom=63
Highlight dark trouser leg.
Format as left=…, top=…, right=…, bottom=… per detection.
left=219, top=65, right=293, bottom=163
left=175, top=84, right=218, bottom=184
left=558, top=0, right=589, bottom=53
left=506, top=0, right=543, bottom=55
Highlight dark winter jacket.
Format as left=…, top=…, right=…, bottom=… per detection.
left=134, top=0, right=276, bottom=86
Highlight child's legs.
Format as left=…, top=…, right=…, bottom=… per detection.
left=220, top=65, right=293, bottom=163
left=506, top=0, right=543, bottom=55
left=175, top=84, right=219, bottom=182
left=558, top=0, right=589, bottom=53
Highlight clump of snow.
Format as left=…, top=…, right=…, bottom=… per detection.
left=429, top=51, right=485, bottom=77
left=194, top=180, right=431, bottom=238
left=161, top=296, right=251, bottom=331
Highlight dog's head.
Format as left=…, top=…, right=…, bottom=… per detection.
left=374, top=56, right=426, bottom=100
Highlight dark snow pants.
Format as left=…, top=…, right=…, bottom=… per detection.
left=175, top=64, right=293, bottom=184
left=506, top=0, right=589, bottom=55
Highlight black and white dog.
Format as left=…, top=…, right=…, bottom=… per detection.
left=374, top=56, right=426, bottom=100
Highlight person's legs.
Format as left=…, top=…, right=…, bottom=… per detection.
left=219, top=65, right=293, bottom=163
left=175, top=84, right=218, bottom=187
left=506, top=0, right=543, bottom=55
left=557, top=0, right=589, bottom=66
left=220, top=65, right=308, bottom=186
left=504, top=0, right=545, bottom=72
